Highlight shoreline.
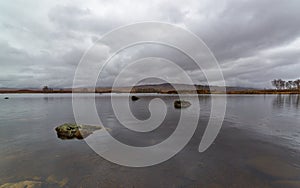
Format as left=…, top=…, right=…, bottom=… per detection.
left=1, top=90, right=300, bottom=95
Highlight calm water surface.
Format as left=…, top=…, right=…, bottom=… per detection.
left=0, top=94, right=300, bottom=188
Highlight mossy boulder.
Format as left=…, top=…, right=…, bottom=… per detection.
left=55, top=123, right=101, bottom=140
left=174, top=100, right=191, bottom=109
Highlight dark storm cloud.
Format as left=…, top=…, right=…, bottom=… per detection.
left=185, top=0, right=300, bottom=87
left=189, top=0, right=300, bottom=60
left=0, top=0, right=300, bottom=88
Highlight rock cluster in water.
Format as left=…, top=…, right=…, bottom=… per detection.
left=174, top=100, right=191, bottom=108
left=55, top=123, right=101, bottom=140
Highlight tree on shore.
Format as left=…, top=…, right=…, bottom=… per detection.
left=286, top=81, right=295, bottom=89
left=295, top=79, right=300, bottom=90
left=271, top=79, right=300, bottom=90
left=271, top=79, right=279, bottom=89
left=42, top=86, right=53, bottom=93
left=272, top=79, right=286, bottom=90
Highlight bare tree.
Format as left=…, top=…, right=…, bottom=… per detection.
left=43, top=86, right=49, bottom=92
left=295, top=79, right=300, bottom=90
left=278, top=79, right=286, bottom=90
left=42, top=86, right=53, bottom=93
left=286, top=80, right=295, bottom=90
left=272, top=79, right=280, bottom=89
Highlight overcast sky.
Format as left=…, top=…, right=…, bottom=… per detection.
left=1, top=0, right=300, bottom=88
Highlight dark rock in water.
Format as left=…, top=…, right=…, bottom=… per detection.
left=4, top=97, right=9, bottom=99
left=131, top=95, right=139, bottom=101
left=55, top=123, right=101, bottom=140
left=174, top=100, right=191, bottom=109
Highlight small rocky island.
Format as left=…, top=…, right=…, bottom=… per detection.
left=174, top=100, right=191, bottom=109
left=55, top=123, right=102, bottom=140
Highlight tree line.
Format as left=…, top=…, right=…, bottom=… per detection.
left=271, top=79, right=300, bottom=90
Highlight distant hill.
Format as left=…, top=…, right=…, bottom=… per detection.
left=130, top=83, right=256, bottom=93
left=95, top=83, right=257, bottom=94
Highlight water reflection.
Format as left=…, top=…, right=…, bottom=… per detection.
left=273, top=94, right=300, bottom=109
left=1, top=94, right=300, bottom=188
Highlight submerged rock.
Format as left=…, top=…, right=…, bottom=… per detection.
left=174, top=100, right=191, bottom=109
left=55, top=123, right=101, bottom=140
left=0, top=176, right=69, bottom=188
left=0, top=180, right=42, bottom=188
left=4, top=97, right=9, bottom=99
left=247, top=156, right=300, bottom=179
left=131, top=95, right=139, bottom=101
left=46, top=175, right=68, bottom=187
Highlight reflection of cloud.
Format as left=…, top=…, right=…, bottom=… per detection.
left=0, top=0, right=300, bottom=88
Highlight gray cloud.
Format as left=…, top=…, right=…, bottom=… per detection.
left=0, top=0, right=300, bottom=88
